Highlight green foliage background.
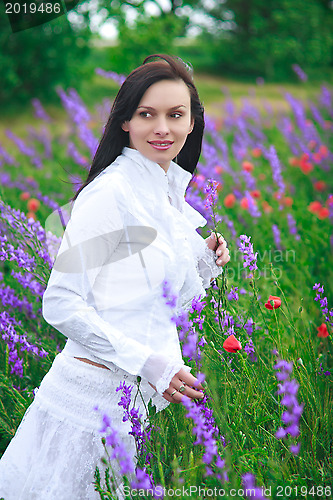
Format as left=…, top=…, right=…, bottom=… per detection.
left=1, top=0, right=333, bottom=111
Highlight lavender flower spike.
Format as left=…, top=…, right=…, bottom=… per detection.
left=242, top=473, right=270, bottom=499
left=313, top=283, right=333, bottom=328
left=274, top=359, right=304, bottom=454
left=238, top=235, right=258, bottom=272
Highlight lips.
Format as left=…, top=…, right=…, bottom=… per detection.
left=148, top=141, right=174, bottom=150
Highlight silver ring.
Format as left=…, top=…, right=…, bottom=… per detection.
left=178, top=384, right=186, bottom=393
left=170, top=389, right=177, bottom=397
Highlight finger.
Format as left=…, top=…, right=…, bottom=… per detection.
left=162, top=391, right=179, bottom=404
left=216, top=251, right=230, bottom=266
left=215, top=242, right=228, bottom=255
left=179, top=386, right=205, bottom=400
left=174, top=370, right=205, bottom=391
left=170, top=392, right=193, bottom=404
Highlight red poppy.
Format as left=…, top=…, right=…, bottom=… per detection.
left=26, top=211, right=37, bottom=221
left=264, top=295, right=282, bottom=310
left=307, top=140, right=317, bottom=150
left=27, top=198, right=40, bottom=212
left=20, top=191, right=30, bottom=201
left=240, top=197, right=249, bottom=210
left=262, top=201, right=273, bottom=214
left=224, top=193, right=236, bottom=208
left=312, top=152, right=322, bottom=164
left=300, top=161, right=314, bottom=174
left=317, top=323, right=329, bottom=338
left=250, top=190, right=261, bottom=199
left=308, top=201, right=323, bottom=214
left=223, top=335, right=242, bottom=353
left=289, top=157, right=300, bottom=167
left=319, top=145, right=329, bottom=158
left=242, top=161, right=254, bottom=173
left=314, top=181, right=327, bottom=192
left=317, top=207, right=329, bottom=219
left=251, top=147, right=262, bottom=158
left=282, top=196, right=293, bottom=207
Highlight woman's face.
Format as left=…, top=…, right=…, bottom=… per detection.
left=121, top=79, right=194, bottom=172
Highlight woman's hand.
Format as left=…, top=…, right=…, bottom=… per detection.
left=148, top=368, right=205, bottom=404
left=206, top=232, right=230, bottom=267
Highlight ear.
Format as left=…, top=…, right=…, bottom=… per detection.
left=188, top=117, right=195, bottom=134
left=121, top=121, right=129, bottom=132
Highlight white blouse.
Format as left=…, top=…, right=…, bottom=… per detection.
left=42, top=147, right=222, bottom=396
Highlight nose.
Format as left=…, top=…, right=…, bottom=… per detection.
left=153, top=116, right=170, bottom=136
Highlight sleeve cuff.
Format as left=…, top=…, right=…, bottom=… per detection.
left=155, top=360, right=186, bottom=395
left=197, top=245, right=223, bottom=289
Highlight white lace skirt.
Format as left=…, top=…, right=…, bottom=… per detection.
left=0, top=351, right=168, bottom=500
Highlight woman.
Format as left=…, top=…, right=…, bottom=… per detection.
left=0, top=54, right=230, bottom=499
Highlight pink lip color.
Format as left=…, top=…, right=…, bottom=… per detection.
left=148, top=142, right=174, bottom=151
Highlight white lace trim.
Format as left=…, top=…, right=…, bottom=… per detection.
left=198, top=245, right=223, bottom=281
left=155, top=360, right=186, bottom=395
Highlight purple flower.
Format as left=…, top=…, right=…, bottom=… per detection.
left=274, top=359, right=304, bottom=453
left=292, top=64, right=308, bottom=82
left=289, top=442, right=301, bottom=455
left=182, top=394, right=227, bottom=480
left=262, top=145, right=286, bottom=195
left=287, top=213, right=301, bottom=241
left=95, top=68, right=126, bottom=86
left=312, top=283, right=333, bottom=328
left=162, top=279, right=178, bottom=309
left=272, top=224, right=282, bottom=250
left=116, top=380, right=152, bottom=460
left=227, top=287, right=239, bottom=301
left=274, top=360, right=293, bottom=372
left=31, top=98, right=52, bottom=122
left=0, top=311, right=48, bottom=377
left=204, top=178, right=219, bottom=209
left=238, top=234, right=258, bottom=272
left=242, top=473, right=270, bottom=499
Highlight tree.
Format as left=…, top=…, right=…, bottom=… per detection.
left=0, top=5, right=91, bottom=109
left=194, top=0, right=333, bottom=79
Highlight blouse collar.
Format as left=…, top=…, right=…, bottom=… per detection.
left=121, top=147, right=193, bottom=199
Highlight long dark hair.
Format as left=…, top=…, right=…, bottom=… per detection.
left=71, top=54, right=205, bottom=202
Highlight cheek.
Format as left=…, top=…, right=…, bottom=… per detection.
left=174, top=121, right=192, bottom=137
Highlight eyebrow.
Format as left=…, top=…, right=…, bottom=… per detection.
left=137, top=105, right=187, bottom=111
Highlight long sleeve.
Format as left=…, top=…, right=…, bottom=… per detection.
left=42, top=172, right=188, bottom=395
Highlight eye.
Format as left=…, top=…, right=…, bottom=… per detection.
left=170, top=112, right=183, bottom=118
left=139, top=111, right=152, bottom=118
